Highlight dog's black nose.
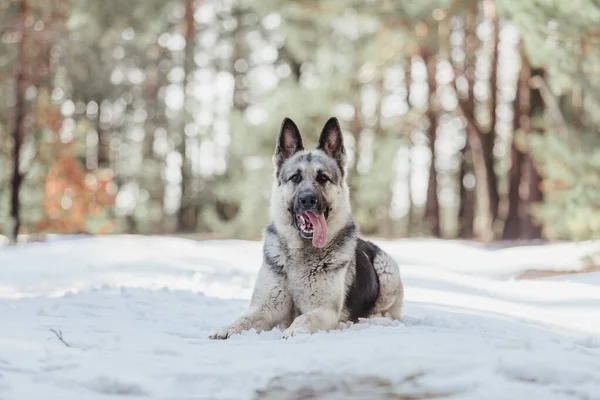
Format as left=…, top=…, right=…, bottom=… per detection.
left=299, top=191, right=317, bottom=208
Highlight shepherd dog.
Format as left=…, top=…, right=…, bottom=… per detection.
left=209, top=117, right=404, bottom=339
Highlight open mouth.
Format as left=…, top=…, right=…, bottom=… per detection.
left=294, top=210, right=328, bottom=248
left=296, top=212, right=315, bottom=238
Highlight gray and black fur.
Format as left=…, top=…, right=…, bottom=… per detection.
left=210, top=117, right=403, bottom=339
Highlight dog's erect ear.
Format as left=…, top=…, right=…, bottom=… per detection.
left=274, top=117, right=304, bottom=170
left=318, top=117, right=346, bottom=170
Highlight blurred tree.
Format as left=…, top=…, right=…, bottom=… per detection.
left=481, top=0, right=500, bottom=228
left=36, top=150, right=117, bottom=233
left=1, top=0, right=598, bottom=242
left=66, top=0, right=178, bottom=234
left=8, top=0, right=28, bottom=242
left=520, top=68, right=545, bottom=239
left=501, top=44, right=528, bottom=240
left=423, top=47, right=441, bottom=237
left=496, top=0, right=600, bottom=240
left=3, top=0, right=71, bottom=240
left=404, top=60, right=416, bottom=235
left=176, top=0, right=196, bottom=232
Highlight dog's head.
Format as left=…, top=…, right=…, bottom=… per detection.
left=270, top=117, right=351, bottom=248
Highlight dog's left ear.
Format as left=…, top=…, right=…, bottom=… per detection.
left=318, top=117, right=346, bottom=171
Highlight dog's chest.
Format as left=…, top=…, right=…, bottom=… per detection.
left=280, top=254, right=350, bottom=312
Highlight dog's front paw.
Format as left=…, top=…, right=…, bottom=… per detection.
left=281, top=324, right=310, bottom=339
left=209, top=325, right=241, bottom=340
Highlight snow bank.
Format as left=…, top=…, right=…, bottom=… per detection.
left=1, top=235, right=599, bottom=399
left=377, top=238, right=600, bottom=279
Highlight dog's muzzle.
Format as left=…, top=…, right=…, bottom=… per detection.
left=293, top=191, right=328, bottom=248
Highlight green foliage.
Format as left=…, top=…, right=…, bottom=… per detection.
left=498, top=0, right=600, bottom=122
left=2, top=0, right=600, bottom=241
left=498, top=0, right=600, bottom=241
left=352, top=134, right=399, bottom=234
left=529, top=130, right=600, bottom=240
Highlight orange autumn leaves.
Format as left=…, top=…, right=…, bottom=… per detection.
left=36, top=152, right=117, bottom=234
left=29, top=88, right=118, bottom=235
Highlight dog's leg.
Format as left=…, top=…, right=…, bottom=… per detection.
left=209, top=264, right=291, bottom=340
left=281, top=307, right=340, bottom=338
left=371, top=251, right=404, bottom=321
left=387, top=292, right=403, bottom=320
left=281, top=270, right=346, bottom=338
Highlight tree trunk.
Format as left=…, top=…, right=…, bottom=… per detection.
left=452, top=14, right=476, bottom=239
left=521, top=67, right=545, bottom=239
left=571, top=39, right=584, bottom=130
left=372, top=77, right=394, bottom=237
left=458, top=144, right=475, bottom=238
left=502, top=48, right=529, bottom=240
left=96, top=100, right=109, bottom=168
left=231, top=7, right=249, bottom=113
left=404, top=60, right=414, bottom=235
left=348, top=93, right=362, bottom=211
left=423, top=49, right=441, bottom=237
left=9, top=0, right=29, bottom=243
left=177, top=0, right=196, bottom=232
left=455, top=8, right=494, bottom=241
left=502, top=141, right=524, bottom=240
left=143, top=60, right=166, bottom=232
left=481, top=0, right=500, bottom=224
left=278, top=44, right=302, bottom=81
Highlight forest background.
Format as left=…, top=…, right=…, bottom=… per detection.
left=1, top=0, right=599, bottom=243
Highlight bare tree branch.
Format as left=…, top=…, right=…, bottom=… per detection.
left=49, top=329, right=71, bottom=348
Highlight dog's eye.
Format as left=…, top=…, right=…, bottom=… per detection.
left=289, top=173, right=302, bottom=183
left=317, top=174, right=329, bottom=184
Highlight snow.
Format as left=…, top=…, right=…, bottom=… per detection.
left=376, top=239, right=600, bottom=279
left=1, top=236, right=600, bottom=399
left=544, top=272, right=600, bottom=286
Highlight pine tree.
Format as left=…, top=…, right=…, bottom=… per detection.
left=176, top=0, right=197, bottom=232
left=8, top=0, right=29, bottom=241
left=501, top=44, right=528, bottom=240
left=497, top=0, right=600, bottom=240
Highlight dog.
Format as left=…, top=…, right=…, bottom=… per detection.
left=209, top=117, right=404, bottom=339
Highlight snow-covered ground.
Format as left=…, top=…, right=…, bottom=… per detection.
left=1, top=236, right=600, bottom=399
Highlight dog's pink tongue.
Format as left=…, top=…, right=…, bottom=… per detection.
left=305, top=211, right=327, bottom=248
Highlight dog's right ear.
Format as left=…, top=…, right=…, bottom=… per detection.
left=273, top=117, right=304, bottom=170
